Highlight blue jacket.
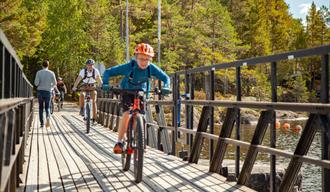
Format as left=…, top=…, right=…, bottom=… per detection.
left=102, top=59, right=170, bottom=91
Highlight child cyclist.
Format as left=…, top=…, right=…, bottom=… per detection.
left=102, top=43, right=171, bottom=154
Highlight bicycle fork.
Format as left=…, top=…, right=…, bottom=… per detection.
left=126, top=113, right=137, bottom=155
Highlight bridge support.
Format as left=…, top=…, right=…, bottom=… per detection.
left=209, top=108, right=238, bottom=174
left=321, top=54, right=330, bottom=192
left=237, top=110, right=274, bottom=185
left=188, top=106, right=212, bottom=163
left=279, top=114, right=318, bottom=191
left=155, top=104, right=171, bottom=154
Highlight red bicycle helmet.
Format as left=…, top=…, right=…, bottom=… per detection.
left=134, top=43, right=154, bottom=57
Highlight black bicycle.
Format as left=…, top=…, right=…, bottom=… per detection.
left=77, top=84, right=96, bottom=133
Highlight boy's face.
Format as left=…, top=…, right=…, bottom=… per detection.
left=136, top=54, right=152, bottom=69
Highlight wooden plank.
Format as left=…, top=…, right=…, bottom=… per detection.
left=79, top=118, right=185, bottom=191
left=155, top=104, right=171, bottom=153
left=59, top=115, right=122, bottom=191
left=70, top=116, right=155, bottom=191
left=188, top=106, right=212, bottom=163
left=0, top=141, right=22, bottom=191
left=24, top=115, right=39, bottom=192
left=238, top=110, right=274, bottom=185
left=0, top=98, right=32, bottom=114
left=17, top=113, right=34, bottom=192
left=41, top=115, right=64, bottom=192
left=279, top=113, right=318, bottom=191
left=108, top=102, right=115, bottom=130
left=210, top=108, right=238, bottom=173
left=145, top=104, right=157, bottom=148
left=100, top=100, right=106, bottom=126
left=147, top=143, right=254, bottom=191
left=45, top=116, right=77, bottom=191
left=114, top=102, right=121, bottom=132
left=38, top=122, right=51, bottom=191
left=48, top=115, right=91, bottom=191
left=51, top=113, right=101, bottom=190
left=71, top=114, right=184, bottom=191
left=101, top=100, right=106, bottom=125
left=0, top=112, right=6, bottom=183
left=181, top=99, right=330, bottom=114
left=4, top=109, right=15, bottom=165
left=104, top=101, right=110, bottom=128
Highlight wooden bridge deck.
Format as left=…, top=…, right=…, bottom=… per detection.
left=18, top=102, right=254, bottom=192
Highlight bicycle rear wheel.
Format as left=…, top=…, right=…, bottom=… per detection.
left=122, top=118, right=133, bottom=171
left=134, top=115, right=144, bottom=183
left=86, top=103, right=91, bottom=133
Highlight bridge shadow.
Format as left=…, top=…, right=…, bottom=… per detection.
left=25, top=102, right=252, bottom=191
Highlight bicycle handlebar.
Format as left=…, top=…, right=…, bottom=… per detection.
left=108, top=87, right=171, bottom=96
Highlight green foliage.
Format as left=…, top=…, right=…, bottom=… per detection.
left=1, top=0, right=329, bottom=103
left=283, top=73, right=309, bottom=102
left=306, top=2, right=330, bottom=46
left=241, top=68, right=271, bottom=100
left=0, top=0, right=48, bottom=58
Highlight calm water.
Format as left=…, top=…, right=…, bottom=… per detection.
left=176, top=119, right=323, bottom=192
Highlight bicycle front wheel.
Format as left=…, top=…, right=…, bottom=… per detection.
left=122, top=118, right=133, bottom=171
left=134, top=115, right=144, bottom=183
left=86, top=103, right=91, bottom=133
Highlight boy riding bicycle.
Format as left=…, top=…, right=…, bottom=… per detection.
left=102, top=43, right=171, bottom=154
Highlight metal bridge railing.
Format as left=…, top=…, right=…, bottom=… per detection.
left=98, top=44, right=330, bottom=192
left=0, top=28, right=34, bottom=191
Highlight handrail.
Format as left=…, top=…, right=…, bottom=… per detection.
left=0, top=28, right=34, bottom=191
left=0, top=28, right=33, bottom=98
left=175, top=44, right=330, bottom=75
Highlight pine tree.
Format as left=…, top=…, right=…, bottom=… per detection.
left=84, top=0, right=124, bottom=66
left=306, top=2, right=327, bottom=46
left=268, top=0, right=292, bottom=53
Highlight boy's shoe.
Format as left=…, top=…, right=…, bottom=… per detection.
left=113, top=142, right=124, bottom=154
left=45, top=118, right=50, bottom=128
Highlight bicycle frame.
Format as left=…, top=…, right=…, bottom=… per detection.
left=126, top=97, right=144, bottom=155
left=79, top=83, right=96, bottom=133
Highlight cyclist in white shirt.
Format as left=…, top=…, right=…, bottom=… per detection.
left=72, top=59, right=103, bottom=122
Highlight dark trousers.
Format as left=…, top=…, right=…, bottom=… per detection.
left=60, top=91, right=65, bottom=101
left=37, top=90, right=51, bottom=126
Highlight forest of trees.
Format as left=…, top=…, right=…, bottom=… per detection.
left=1, top=0, right=329, bottom=102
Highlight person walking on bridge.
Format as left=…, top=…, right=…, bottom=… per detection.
left=34, top=60, right=57, bottom=128
left=102, top=43, right=171, bottom=154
